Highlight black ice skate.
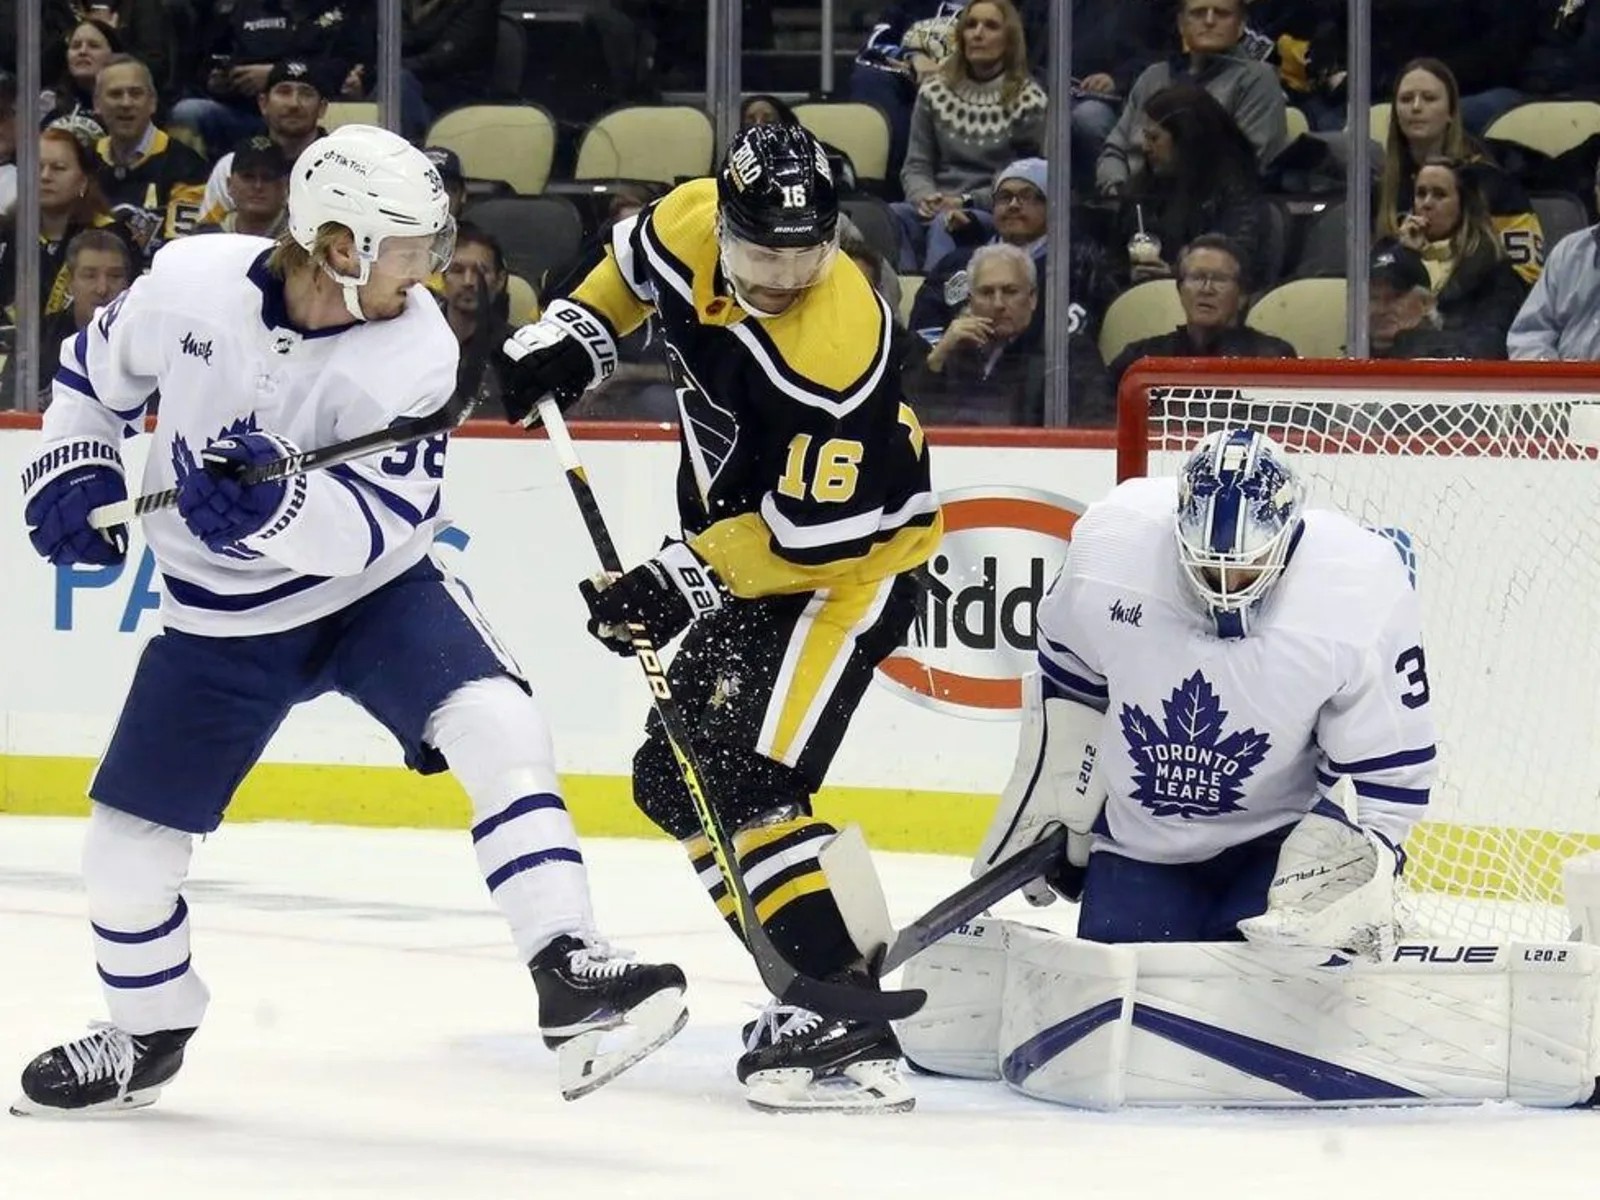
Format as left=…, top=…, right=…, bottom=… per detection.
left=11, top=1023, right=195, bottom=1117
left=738, top=1002, right=914, bottom=1114
left=529, top=934, right=687, bottom=1100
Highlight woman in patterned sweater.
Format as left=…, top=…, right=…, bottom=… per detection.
left=892, top=0, right=1047, bottom=272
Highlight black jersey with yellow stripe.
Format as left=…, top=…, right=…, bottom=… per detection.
left=571, top=178, right=942, bottom=599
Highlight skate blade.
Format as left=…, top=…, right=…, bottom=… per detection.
left=9, top=1086, right=163, bottom=1118
left=558, top=988, right=687, bottom=1101
left=745, top=1058, right=916, bottom=1114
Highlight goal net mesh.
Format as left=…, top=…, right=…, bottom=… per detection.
left=1135, top=383, right=1600, bottom=942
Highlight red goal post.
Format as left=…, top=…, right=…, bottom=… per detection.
left=1118, top=358, right=1600, bottom=941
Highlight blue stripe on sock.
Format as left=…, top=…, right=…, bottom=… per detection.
left=485, top=848, right=583, bottom=892
left=92, top=896, right=188, bottom=945
left=471, top=793, right=567, bottom=843
left=97, top=956, right=192, bottom=990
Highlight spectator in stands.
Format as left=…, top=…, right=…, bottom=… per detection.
left=0, top=71, right=15, bottom=220
left=64, top=1, right=172, bottom=96
left=424, top=147, right=469, bottom=221
left=175, top=2, right=365, bottom=156
left=197, top=59, right=330, bottom=228
left=397, top=0, right=498, bottom=123
left=1096, top=0, right=1288, bottom=196
left=839, top=216, right=904, bottom=327
left=848, top=1, right=964, bottom=186
left=193, top=136, right=289, bottom=238
left=909, top=156, right=1048, bottom=342
left=1067, top=0, right=1168, bottom=179
left=1107, top=235, right=1295, bottom=389
left=893, top=0, right=1048, bottom=272
left=440, top=222, right=513, bottom=407
left=1377, top=58, right=1544, bottom=287
left=1515, top=0, right=1600, bottom=108
left=1507, top=167, right=1600, bottom=361
left=42, top=18, right=121, bottom=127
left=1368, top=237, right=1461, bottom=359
left=37, top=226, right=136, bottom=387
left=0, top=124, right=135, bottom=324
left=92, top=55, right=209, bottom=263
left=1115, top=84, right=1270, bottom=290
left=1394, top=157, right=1528, bottom=359
left=904, top=241, right=1116, bottom=424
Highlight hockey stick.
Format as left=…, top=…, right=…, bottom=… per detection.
left=536, top=397, right=927, bottom=1023
left=878, top=825, right=1068, bottom=975
left=86, top=389, right=480, bottom=531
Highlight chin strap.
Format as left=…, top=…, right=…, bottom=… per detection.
left=319, top=261, right=370, bottom=323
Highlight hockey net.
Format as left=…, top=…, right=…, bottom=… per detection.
left=1118, top=359, right=1600, bottom=942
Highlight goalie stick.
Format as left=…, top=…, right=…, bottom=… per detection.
left=878, top=825, right=1069, bottom=975
left=536, top=397, right=927, bottom=1023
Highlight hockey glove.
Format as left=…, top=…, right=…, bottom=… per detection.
left=499, top=299, right=619, bottom=428
left=579, top=541, right=723, bottom=657
left=177, top=432, right=297, bottom=554
left=21, top=438, right=128, bottom=567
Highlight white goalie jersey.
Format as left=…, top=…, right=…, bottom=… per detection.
left=31, top=234, right=459, bottom=637
left=1038, top=476, right=1439, bottom=863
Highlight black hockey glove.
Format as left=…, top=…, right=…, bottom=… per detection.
left=498, top=298, right=619, bottom=428
left=579, top=542, right=724, bottom=657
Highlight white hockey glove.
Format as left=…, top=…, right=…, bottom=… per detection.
left=1238, top=798, right=1400, bottom=959
left=972, top=671, right=1106, bottom=907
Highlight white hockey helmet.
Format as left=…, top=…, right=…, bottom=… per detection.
left=1174, top=428, right=1306, bottom=638
left=288, top=124, right=455, bottom=318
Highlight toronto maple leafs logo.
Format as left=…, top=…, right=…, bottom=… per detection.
left=171, top=415, right=263, bottom=560
left=1120, top=672, right=1270, bottom=819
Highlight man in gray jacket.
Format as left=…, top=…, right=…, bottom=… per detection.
left=1507, top=172, right=1600, bottom=361
left=1095, top=0, right=1289, bottom=195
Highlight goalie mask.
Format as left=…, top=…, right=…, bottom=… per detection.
left=1174, top=429, right=1305, bottom=638
left=716, top=122, right=839, bottom=317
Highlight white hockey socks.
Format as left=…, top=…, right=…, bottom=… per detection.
left=83, top=803, right=210, bottom=1036
left=425, top=677, right=596, bottom=962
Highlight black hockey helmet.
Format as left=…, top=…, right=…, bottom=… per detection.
left=717, top=122, right=839, bottom=250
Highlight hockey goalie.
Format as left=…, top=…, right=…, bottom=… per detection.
left=897, top=428, right=1600, bottom=1110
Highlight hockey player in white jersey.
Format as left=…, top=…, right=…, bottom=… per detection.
left=973, top=426, right=1436, bottom=949
left=12, top=125, right=686, bottom=1117
left=900, top=430, right=1600, bottom=1110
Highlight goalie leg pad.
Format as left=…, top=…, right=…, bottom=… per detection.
left=817, top=824, right=894, bottom=964
left=896, top=918, right=1010, bottom=1080
left=997, top=929, right=1137, bottom=1110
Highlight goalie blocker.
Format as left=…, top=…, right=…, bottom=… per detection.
left=894, top=850, right=1600, bottom=1110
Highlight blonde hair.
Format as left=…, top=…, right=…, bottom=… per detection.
left=940, top=0, right=1032, bottom=111
left=266, top=222, right=350, bottom=279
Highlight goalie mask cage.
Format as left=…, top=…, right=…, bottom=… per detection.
left=1118, top=358, right=1600, bottom=942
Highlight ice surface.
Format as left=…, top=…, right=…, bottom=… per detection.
left=1, top=817, right=1594, bottom=1200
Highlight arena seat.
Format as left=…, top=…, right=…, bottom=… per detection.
left=1098, top=280, right=1185, bottom=365
left=1246, top=277, right=1349, bottom=358
left=426, top=104, right=558, bottom=195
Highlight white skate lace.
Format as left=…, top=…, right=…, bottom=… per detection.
left=60, top=1022, right=138, bottom=1095
left=568, top=939, right=637, bottom=979
left=744, top=1003, right=824, bottom=1052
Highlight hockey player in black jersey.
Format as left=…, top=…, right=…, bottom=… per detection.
left=498, top=123, right=942, bottom=1112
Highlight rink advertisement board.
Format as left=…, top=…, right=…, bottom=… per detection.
left=0, top=420, right=1115, bottom=852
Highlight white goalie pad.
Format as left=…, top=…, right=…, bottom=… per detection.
left=1565, top=851, right=1600, bottom=945
left=817, top=824, right=893, bottom=963
left=907, top=925, right=1600, bottom=1109
left=972, top=672, right=1106, bottom=904
left=896, top=918, right=1010, bottom=1080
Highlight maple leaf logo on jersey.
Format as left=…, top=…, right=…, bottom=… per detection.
left=1120, top=672, right=1271, bottom=820
left=171, top=415, right=264, bottom=561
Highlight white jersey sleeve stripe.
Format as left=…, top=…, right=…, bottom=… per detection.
left=327, top=465, right=438, bottom=527
left=1326, top=745, right=1437, bottom=774
left=327, top=473, right=385, bottom=568
left=1037, top=652, right=1110, bottom=707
